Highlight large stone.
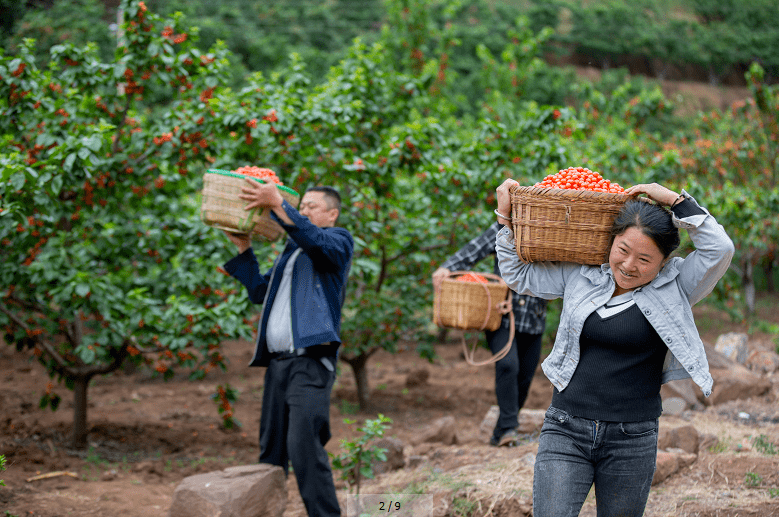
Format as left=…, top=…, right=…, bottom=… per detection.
left=411, top=416, right=458, bottom=445
left=706, top=365, right=772, bottom=406
left=745, top=349, right=779, bottom=374
left=658, top=424, right=697, bottom=453
left=517, top=409, right=546, bottom=434
left=668, top=424, right=699, bottom=455
left=652, top=452, right=679, bottom=485
left=661, top=378, right=701, bottom=411
left=698, top=433, right=719, bottom=453
left=704, top=343, right=735, bottom=369
left=479, top=405, right=499, bottom=435
left=714, top=332, right=749, bottom=364
left=665, top=448, right=698, bottom=469
left=372, top=437, right=406, bottom=474
left=169, top=464, right=286, bottom=517
left=661, top=397, right=687, bottom=416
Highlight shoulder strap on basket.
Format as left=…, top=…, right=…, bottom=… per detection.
left=462, top=308, right=514, bottom=367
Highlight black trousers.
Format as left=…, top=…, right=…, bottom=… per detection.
left=484, top=327, right=543, bottom=437
left=259, top=355, right=340, bottom=517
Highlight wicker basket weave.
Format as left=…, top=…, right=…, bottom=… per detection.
left=433, top=271, right=510, bottom=332
left=200, top=169, right=299, bottom=241
left=510, top=185, right=631, bottom=265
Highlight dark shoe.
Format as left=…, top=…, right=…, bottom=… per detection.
left=490, top=428, right=519, bottom=447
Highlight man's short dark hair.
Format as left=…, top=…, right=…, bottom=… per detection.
left=305, top=186, right=342, bottom=213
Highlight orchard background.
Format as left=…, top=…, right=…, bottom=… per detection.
left=1, top=0, right=777, bottom=463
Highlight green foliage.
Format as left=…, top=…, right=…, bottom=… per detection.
left=0, top=453, right=6, bottom=487
left=451, top=496, right=479, bottom=517
left=0, top=0, right=253, bottom=447
left=751, top=434, right=778, bottom=456
left=331, top=414, right=392, bottom=494
left=143, top=0, right=385, bottom=80
left=2, top=0, right=776, bottom=421
left=4, top=0, right=115, bottom=68
left=554, top=0, right=779, bottom=83
left=744, top=471, right=763, bottom=488
left=211, top=384, right=241, bottom=429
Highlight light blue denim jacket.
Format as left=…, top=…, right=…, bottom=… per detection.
left=496, top=191, right=735, bottom=398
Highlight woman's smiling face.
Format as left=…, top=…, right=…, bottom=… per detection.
left=609, top=227, right=666, bottom=295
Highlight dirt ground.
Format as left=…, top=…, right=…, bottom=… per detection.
left=2, top=293, right=779, bottom=517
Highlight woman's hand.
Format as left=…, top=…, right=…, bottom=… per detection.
left=496, top=178, right=519, bottom=222
left=625, top=183, right=680, bottom=207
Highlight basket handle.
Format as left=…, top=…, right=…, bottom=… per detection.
left=461, top=310, right=514, bottom=367
left=433, top=270, right=514, bottom=367
left=433, top=271, right=510, bottom=330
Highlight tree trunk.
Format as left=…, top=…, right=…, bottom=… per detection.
left=743, top=257, right=756, bottom=317
left=71, top=373, right=93, bottom=449
left=344, top=353, right=370, bottom=411
left=765, top=255, right=775, bottom=293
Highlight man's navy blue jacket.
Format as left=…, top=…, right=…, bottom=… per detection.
left=223, top=200, right=353, bottom=367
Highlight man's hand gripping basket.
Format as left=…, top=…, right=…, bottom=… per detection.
left=200, top=169, right=300, bottom=241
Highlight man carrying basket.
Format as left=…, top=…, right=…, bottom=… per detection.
left=432, top=222, right=548, bottom=447
left=222, top=179, right=353, bottom=517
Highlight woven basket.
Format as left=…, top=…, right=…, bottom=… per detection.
left=433, top=271, right=510, bottom=332
left=510, top=185, right=630, bottom=265
left=200, top=169, right=300, bottom=241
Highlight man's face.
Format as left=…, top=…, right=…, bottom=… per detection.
left=298, top=191, right=338, bottom=228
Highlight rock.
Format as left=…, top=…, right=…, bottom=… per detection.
left=661, top=397, right=687, bottom=416
left=479, top=405, right=499, bottom=435
left=407, top=455, right=427, bottom=469
left=698, top=433, right=719, bottom=453
left=706, top=365, right=772, bottom=405
left=661, top=378, right=701, bottom=410
left=100, top=469, right=118, bottom=481
left=665, top=447, right=698, bottom=469
left=704, top=343, right=735, bottom=369
left=411, top=416, right=458, bottom=445
left=714, top=332, right=749, bottom=364
left=657, top=427, right=672, bottom=451
left=517, top=408, right=545, bottom=434
left=169, top=464, right=286, bottom=517
left=658, top=424, right=698, bottom=454
left=669, top=424, right=699, bottom=455
left=405, top=368, right=430, bottom=387
left=372, top=437, right=405, bottom=474
left=745, top=349, right=779, bottom=374
left=653, top=451, right=679, bottom=485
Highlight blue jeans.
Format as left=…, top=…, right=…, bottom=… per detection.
left=533, top=406, right=658, bottom=517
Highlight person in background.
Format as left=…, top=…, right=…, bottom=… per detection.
left=432, top=221, right=548, bottom=447
left=222, top=179, right=353, bottom=517
left=494, top=180, right=734, bottom=516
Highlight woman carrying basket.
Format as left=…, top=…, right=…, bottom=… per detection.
left=494, top=180, right=734, bottom=517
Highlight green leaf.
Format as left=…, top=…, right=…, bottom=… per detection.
left=78, top=346, right=96, bottom=364
left=51, top=175, right=63, bottom=195
left=82, top=135, right=102, bottom=152
left=75, top=284, right=91, bottom=297
left=10, top=172, right=25, bottom=191
left=63, top=153, right=77, bottom=172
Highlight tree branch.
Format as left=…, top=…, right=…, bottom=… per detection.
left=0, top=302, right=73, bottom=374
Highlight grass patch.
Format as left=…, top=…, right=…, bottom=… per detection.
left=751, top=434, right=778, bottom=455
